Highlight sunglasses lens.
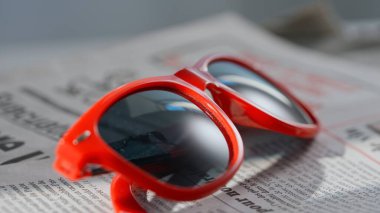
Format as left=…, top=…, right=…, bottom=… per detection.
left=208, top=61, right=312, bottom=124
left=98, top=90, right=229, bottom=187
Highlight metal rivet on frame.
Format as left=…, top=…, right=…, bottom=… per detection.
left=73, top=130, right=91, bottom=145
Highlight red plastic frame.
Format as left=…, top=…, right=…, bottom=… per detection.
left=54, top=54, right=319, bottom=213
left=191, top=54, right=319, bottom=138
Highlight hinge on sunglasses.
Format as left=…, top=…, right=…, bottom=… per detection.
left=84, top=164, right=110, bottom=176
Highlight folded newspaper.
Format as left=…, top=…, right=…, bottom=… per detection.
left=1, top=13, right=380, bottom=213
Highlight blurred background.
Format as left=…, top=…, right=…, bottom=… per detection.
left=1, top=0, right=380, bottom=68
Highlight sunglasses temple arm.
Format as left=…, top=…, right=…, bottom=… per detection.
left=111, top=174, right=146, bottom=213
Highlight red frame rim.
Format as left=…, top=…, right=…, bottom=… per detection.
left=192, top=54, right=320, bottom=138
left=54, top=75, right=244, bottom=201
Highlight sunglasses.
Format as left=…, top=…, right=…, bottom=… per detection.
left=54, top=54, right=319, bottom=212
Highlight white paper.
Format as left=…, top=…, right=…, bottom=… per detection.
left=0, top=13, right=379, bottom=213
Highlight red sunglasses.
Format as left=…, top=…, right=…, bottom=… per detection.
left=54, top=54, right=319, bottom=212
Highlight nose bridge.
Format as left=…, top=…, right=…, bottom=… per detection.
left=174, top=68, right=212, bottom=90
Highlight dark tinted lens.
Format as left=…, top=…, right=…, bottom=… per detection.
left=208, top=61, right=312, bottom=124
left=98, top=90, right=229, bottom=187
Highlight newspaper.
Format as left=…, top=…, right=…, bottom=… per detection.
left=1, top=13, right=380, bottom=213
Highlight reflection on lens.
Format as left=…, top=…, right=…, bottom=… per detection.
left=208, top=61, right=312, bottom=124
left=98, top=90, right=229, bottom=187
